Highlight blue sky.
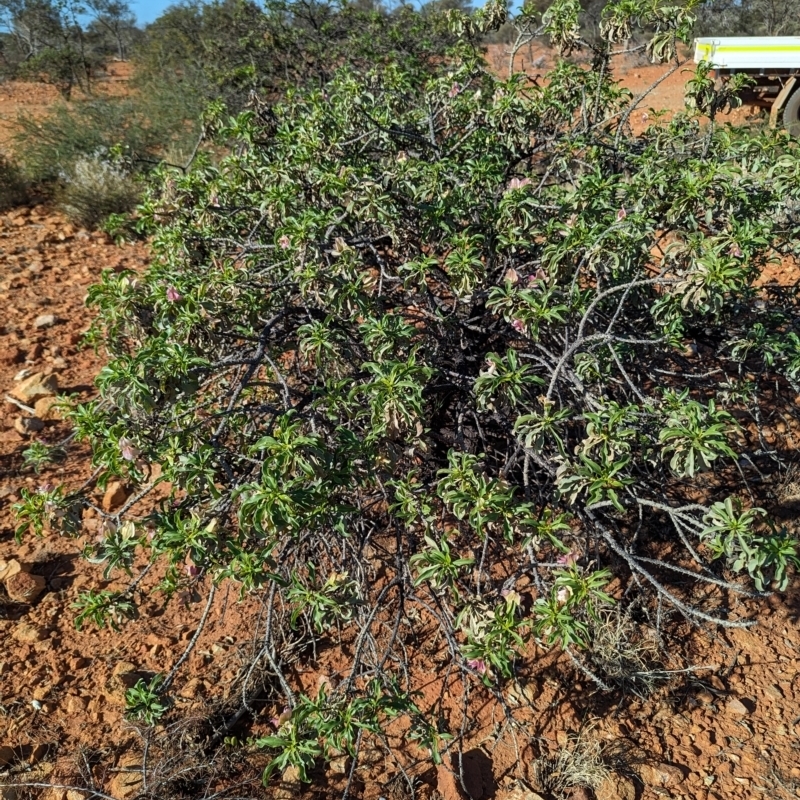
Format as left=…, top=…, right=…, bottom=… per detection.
left=131, top=0, right=178, bottom=24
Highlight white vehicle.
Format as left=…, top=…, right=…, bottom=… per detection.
left=694, top=37, right=800, bottom=134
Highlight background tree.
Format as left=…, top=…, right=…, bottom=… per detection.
left=85, top=0, right=138, bottom=60
left=0, top=0, right=96, bottom=96
left=696, top=0, right=800, bottom=35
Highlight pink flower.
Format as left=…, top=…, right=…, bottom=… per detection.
left=556, top=550, right=578, bottom=567
left=506, top=177, right=531, bottom=192
left=466, top=658, right=487, bottom=675
left=166, top=286, right=181, bottom=303
left=448, top=83, right=461, bottom=99
left=527, top=268, right=546, bottom=286
left=185, top=564, right=200, bottom=578
left=501, top=588, right=522, bottom=607
left=270, top=707, right=292, bottom=728
left=38, top=482, right=55, bottom=494
left=556, top=586, right=573, bottom=605
left=504, top=268, right=520, bottom=285
left=511, top=318, right=526, bottom=334
left=616, top=207, right=627, bottom=222
left=119, top=437, right=139, bottom=462
left=641, top=112, right=649, bottom=123
left=278, top=235, right=291, bottom=250
left=729, top=243, right=743, bottom=258
left=209, top=191, right=220, bottom=208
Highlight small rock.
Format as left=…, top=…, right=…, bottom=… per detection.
left=68, top=656, right=88, bottom=671
left=639, top=762, right=685, bottom=787
left=34, top=314, right=57, bottom=329
left=0, top=559, right=29, bottom=582
left=13, top=416, right=45, bottom=436
left=328, top=752, right=349, bottom=775
left=5, top=571, right=46, bottom=603
left=726, top=697, right=754, bottom=715
left=32, top=686, right=50, bottom=702
left=67, top=695, right=87, bottom=714
left=33, top=396, right=61, bottom=420
left=28, top=342, right=44, bottom=360
left=102, top=481, right=130, bottom=512
left=596, top=773, right=636, bottom=800
left=764, top=684, right=784, bottom=700
left=108, top=755, right=143, bottom=800
left=13, top=622, right=47, bottom=643
left=178, top=678, right=206, bottom=699
left=507, top=680, right=538, bottom=707
left=273, top=765, right=302, bottom=800
left=111, top=660, right=141, bottom=690
left=10, top=372, right=58, bottom=403
left=695, top=689, right=715, bottom=705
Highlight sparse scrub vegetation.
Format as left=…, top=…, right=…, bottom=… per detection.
left=0, top=154, right=28, bottom=210
left=7, top=0, right=800, bottom=794
left=57, top=151, right=140, bottom=227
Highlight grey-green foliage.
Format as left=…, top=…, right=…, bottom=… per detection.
left=16, top=0, right=800, bottom=782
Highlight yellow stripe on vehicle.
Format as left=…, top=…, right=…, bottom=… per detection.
left=698, top=46, right=800, bottom=53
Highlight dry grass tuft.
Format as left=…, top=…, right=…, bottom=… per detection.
left=57, top=153, right=139, bottom=228
left=584, top=607, right=665, bottom=697
left=532, top=729, right=610, bottom=798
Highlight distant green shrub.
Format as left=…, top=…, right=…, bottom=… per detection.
left=14, top=96, right=201, bottom=186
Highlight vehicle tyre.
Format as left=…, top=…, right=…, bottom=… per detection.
left=783, top=88, right=800, bottom=137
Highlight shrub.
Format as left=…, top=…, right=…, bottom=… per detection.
left=133, top=0, right=464, bottom=114
left=57, top=152, right=139, bottom=227
left=17, top=0, right=800, bottom=784
left=14, top=96, right=201, bottom=185
left=0, top=155, right=28, bottom=210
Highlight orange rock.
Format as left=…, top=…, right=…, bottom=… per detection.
left=5, top=571, right=46, bottom=602
left=102, top=481, right=130, bottom=512
left=12, top=622, right=47, bottom=643
left=13, top=415, right=44, bottom=435
left=639, top=762, right=685, bottom=787
left=0, top=558, right=29, bottom=582
left=10, top=371, right=58, bottom=403
left=33, top=396, right=61, bottom=420
left=595, top=773, right=636, bottom=800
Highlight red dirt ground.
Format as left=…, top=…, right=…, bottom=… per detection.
left=1, top=52, right=800, bottom=800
